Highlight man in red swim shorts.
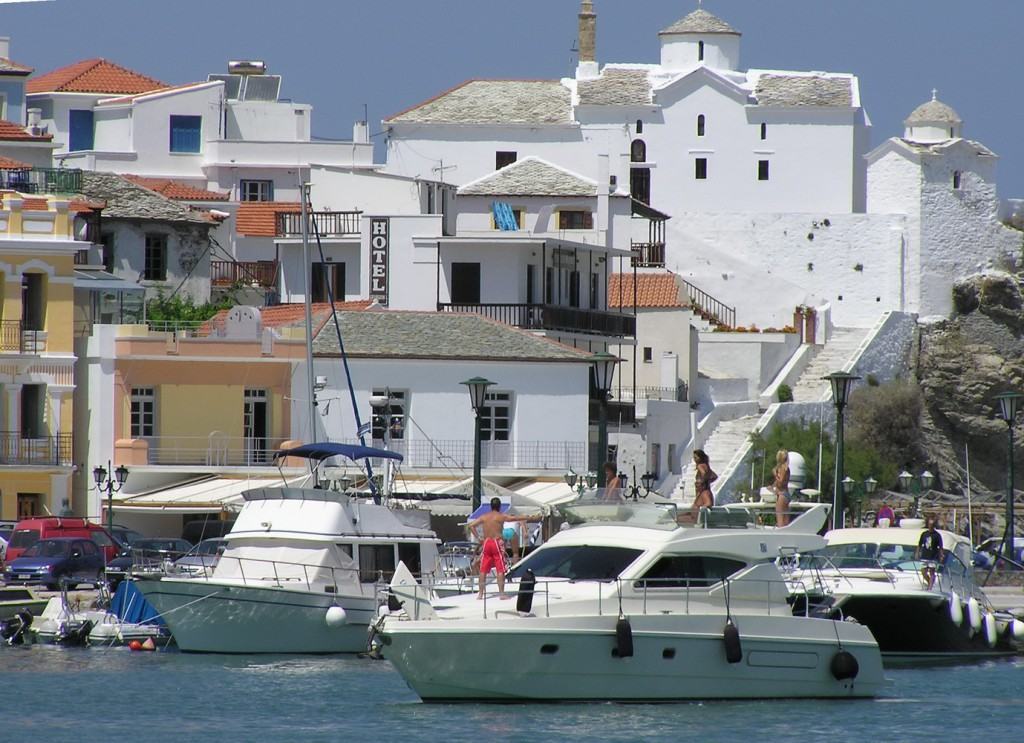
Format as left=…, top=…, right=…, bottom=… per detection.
left=467, top=497, right=541, bottom=600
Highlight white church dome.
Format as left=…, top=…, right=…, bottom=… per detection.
left=904, top=90, right=962, bottom=143
left=659, top=7, right=741, bottom=72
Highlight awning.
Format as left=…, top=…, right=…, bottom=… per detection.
left=74, top=269, right=145, bottom=292
left=511, top=480, right=579, bottom=507
left=113, top=475, right=302, bottom=513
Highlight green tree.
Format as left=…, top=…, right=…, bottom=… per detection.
left=846, top=381, right=924, bottom=470
left=145, top=292, right=234, bottom=324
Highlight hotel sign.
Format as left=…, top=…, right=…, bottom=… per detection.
left=370, top=218, right=389, bottom=306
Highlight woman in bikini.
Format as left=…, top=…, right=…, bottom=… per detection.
left=773, top=449, right=791, bottom=527
left=691, top=450, right=716, bottom=516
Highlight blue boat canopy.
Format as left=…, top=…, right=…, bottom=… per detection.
left=274, top=442, right=404, bottom=463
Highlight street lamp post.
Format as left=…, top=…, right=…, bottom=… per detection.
left=898, top=469, right=935, bottom=517
left=462, top=377, right=495, bottom=513
left=823, top=371, right=860, bottom=530
left=995, top=392, right=1023, bottom=562
left=590, top=352, right=620, bottom=488
left=841, top=475, right=878, bottom=527
left=564, top=469, right=597, bottom=497
left=92, top=461, right=129, bottom=532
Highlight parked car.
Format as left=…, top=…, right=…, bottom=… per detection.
left=109, top=526, right=145, bottom=550
left=3, top=538, right=106, bottom=590
left=106, top=538, right=193, bottom=590
left=0, top=528, right=12, bottom=562
left=5, top=518, right=120, bottom=563
left=173, top=538, right=226, bottom=576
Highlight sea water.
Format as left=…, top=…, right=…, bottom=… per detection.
left=4, top=647, right=1022, bottom=742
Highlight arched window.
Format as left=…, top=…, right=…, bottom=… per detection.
left=697, top=115, right=705, bottom=137
left=698, top=40, right=704, bottom=61
left=636, top=119, right=644, bottom=134
left=630, top=139, right=647, bottom=163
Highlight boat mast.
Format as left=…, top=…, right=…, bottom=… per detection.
left=301, top=183, right=317, bottom=444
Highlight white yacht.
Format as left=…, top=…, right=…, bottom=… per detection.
left=136, top=444, right=439, bottom=654
left=374, top=505, right=884, bottom=701
left=788, top=523, right=1024, bottom=661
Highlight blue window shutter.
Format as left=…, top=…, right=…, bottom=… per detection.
left=169, top=115, right=202, bottom=153
left=68, top=109, right=94, bottom=152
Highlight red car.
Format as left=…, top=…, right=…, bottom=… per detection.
left=4, top=517, right=120, bottom=563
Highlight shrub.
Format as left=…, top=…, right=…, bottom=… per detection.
left=777, top=384, right=793, bottom=403
left=847, top=381, right=924, bottom=471
left=146, top=292, right=234, bottom=324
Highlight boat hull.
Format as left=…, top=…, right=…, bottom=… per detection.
left=380, top=613, right=884, bottom=701
left=136, top=578, right=377, bottom=654
left=835, top=594, right=1016, bottom=660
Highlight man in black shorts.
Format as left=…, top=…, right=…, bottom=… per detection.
left=915, top=516, right=944, bottom=590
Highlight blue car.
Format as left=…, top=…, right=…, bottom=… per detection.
left=3, top=537, right=105, bottom=590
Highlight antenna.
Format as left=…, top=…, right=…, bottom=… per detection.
left=432, top=160, right=457, bottom=184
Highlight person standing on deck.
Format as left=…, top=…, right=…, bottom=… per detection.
left=467, top=498, right=541, bottom=600
left=773, top=450, right=791, bottom=527
left=915, top=516, right=944, bottom=590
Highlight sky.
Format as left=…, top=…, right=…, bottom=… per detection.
left=4, top=0, right=1024, bottom=194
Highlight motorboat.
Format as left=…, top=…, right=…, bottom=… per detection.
left=27, top=581, right=170, bottom=647
left=374, top=504, right=884, bottom=701
left=136, top=443, right=440, bottom=653
left=787, top=522, right=1024, bottom=662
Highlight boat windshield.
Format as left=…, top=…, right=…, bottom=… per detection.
left=507, top=545, right=643, bottom=582
left=808, top=542, right=918, bottom=569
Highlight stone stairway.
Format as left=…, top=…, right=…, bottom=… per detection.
left=676, top=414, right=762, bottom=504
left=789, top=326, right=871, bottom=403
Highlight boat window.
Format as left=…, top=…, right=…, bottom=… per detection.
left=9, top=529, right=39, bottom=549
left=397, top=542, right=421, bottom=575
left=815, top=542, right=921, bottom=568
left=506, top=545, right=642, bottom=582
left=636, top=555, right=746, bottom=588
left=336, top=543, right=353, bottom=558
left=359, top=544, right=396, bottom=582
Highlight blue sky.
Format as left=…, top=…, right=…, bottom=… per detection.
left=6, top=0, right=1023, bottom=195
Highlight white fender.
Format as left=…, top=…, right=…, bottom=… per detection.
left=967, top=597, right=982, bottom=634
left=325, top=605, right=347, bottom=627
left=1012, top=619, right=1024, bottom=641
left=984, top=612, right=998, bottom=648
left=948, top=592, right=963, bottom=626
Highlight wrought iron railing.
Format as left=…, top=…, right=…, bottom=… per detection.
left=612, top=384, right=688, bottom=404
left=680, top=277, right=735, bottom=329
left=210, top=260, right=278, bottom=288
left=143, top=435, right=293, bottom=466
left=0, top=432, right=73, bottom=466
left=0, top=167, right=83, bottom=195
left=438, top=303, right=635, bottom=338
left=277, top=210, right=362, bottom=237
left=630, top=241, right=666, bottom=268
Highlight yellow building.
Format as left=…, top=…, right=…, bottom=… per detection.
left=0, top=188, right=83, bottom=519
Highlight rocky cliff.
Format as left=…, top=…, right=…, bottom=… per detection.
left=917, top=272, right=1024, bottom=494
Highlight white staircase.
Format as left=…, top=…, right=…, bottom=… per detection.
left=789, top=327, right=870, bottom=403
left=676, top=414, right=762, bottom=504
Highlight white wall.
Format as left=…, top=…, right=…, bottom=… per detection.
left=612, top=307, right=696, bottom=392
left=102, top=220, right=212, bottom=303
left=698, top=331, right=801, bottom=399
left=91, top=107, right=132, bottom=152
left=226, top=101, right=312, bottom=142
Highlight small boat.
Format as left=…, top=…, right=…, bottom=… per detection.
left=136, top=443, right=440, bottom=654
left=374, top=504, right=884, bottom=701
left=29, top=581, right=170, bottom=647
left=0, top=585, right=48, bottom=620
left=787, top=523, right=1023, bottom=662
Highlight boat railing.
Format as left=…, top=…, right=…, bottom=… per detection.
left=387, top=575, right=811, bottom=622
left=171, top=553, right=437, bottom=596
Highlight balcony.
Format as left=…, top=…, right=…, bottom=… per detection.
left=137, top=436, right=293, bottom=467
left=612, top=384, right=688, bottom=404
left=438, top=303, right=635, bottom=338
left=277, top=211, right=361, bottom=238
left=0, top=167, right=83, bottom=195
left=630, top=241, right=666, bottom=268
left=0, top=433, right=73, bottom=466
left=211, top=260, right=278, bottom=288
left=0, top=320, right=44, bottom=353
left=363, top=439, right=586, bottom=471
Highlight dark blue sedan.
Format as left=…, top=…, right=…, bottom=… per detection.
left=3, top=538, right=105, bottom=590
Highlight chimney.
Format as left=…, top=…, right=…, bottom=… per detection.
left=353, top=120, right=369, bottom=144
left=576, top=1, right=599, bottom=80
left=27, top=108, right=41, bottom=128
left=0, top=38, right=9, bottom=60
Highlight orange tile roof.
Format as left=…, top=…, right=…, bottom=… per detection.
left=236, top=201, right=301, bottom=237
left=0, top=155, right=30, bottom=169
left=205, top=301, right=373, bottom=335
left=123, top=175, right=229, bottom=202
left=0, top=119, right=51, bottom=141
left=608, top=272, right=688, bottom=309
left=27, top=58, right=165, bottom=95
left=20, top=197, right=49, bottom=211
left=96, top=81, right=212, bottom=106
